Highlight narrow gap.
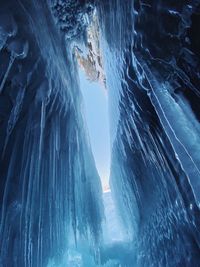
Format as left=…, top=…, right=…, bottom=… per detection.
left=78, top=68, right=111, bottom=192
left=78, top=64, right=128, bottom=248
left=75, top=9, right=129, bottom=263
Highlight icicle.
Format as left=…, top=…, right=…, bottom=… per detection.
left=0, top=40, right=28, bottom=93
left=2, top=86, right=26, bottom=157
left=39, top=101, right=45, bottom=161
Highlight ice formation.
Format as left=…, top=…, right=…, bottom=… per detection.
left=0, top=0, right=200, bottom=266
left=0, top=1, right=102, bottom=266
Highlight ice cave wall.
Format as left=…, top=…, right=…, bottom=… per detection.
left=1, top=0, right=200, bottom=266
left=0, top=1, right=103, bottom=266
left=97, top=0, right=200, bottom=266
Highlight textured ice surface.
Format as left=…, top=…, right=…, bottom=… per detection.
left=0, top=1, right=103, bottom=266
left=1, top=0, right=200, bottom=267
left=98, top=0, right=200, bottom=266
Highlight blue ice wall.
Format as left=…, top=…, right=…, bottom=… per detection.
left=97, top=0, right=200, bottom=266
left=0, top=1, right=103, bottom=266
left=1, top=0, right=200, bottom=266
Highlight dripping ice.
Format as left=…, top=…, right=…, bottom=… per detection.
left=0, top=1, right=200, bottom=267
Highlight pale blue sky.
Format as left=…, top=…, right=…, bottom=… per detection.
left=78, top=69, right=110, bottom=189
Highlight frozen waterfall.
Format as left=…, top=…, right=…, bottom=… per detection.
left=0, top=0, right=200, bottom=266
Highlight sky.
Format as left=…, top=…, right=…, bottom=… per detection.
left=78, top=69, right=111, bottom=190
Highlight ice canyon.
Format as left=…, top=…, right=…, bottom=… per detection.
left=0, top=0, right=200, bottom=266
